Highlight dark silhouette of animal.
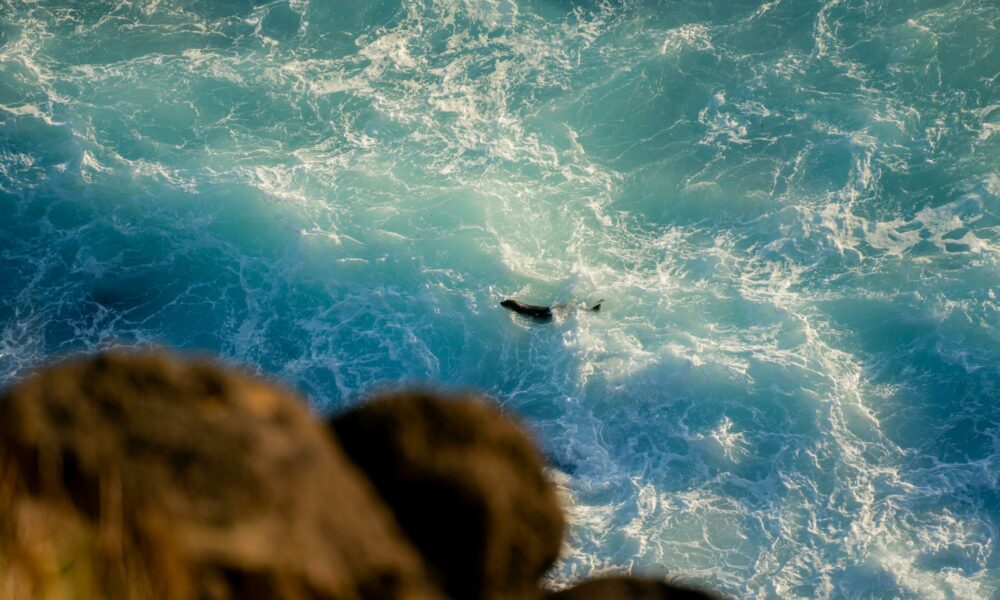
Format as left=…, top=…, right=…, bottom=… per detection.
left=501, top=299, right=602, bottom=321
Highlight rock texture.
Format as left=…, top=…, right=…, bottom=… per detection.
left=547, top=576, right=719, bottom=600
left=0, top=351, right=442, bottom=600
left=0, top=349, right=728, bottom=600
left=330, top=391, right=564, bottom=600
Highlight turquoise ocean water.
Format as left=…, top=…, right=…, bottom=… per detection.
left=2, top=0, right=999, bottom=597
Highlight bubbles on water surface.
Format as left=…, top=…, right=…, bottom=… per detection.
left=2, top=0, right=1000, bottom=597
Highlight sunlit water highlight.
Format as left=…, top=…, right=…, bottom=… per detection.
left=2, top=1, right=1000, bottom=597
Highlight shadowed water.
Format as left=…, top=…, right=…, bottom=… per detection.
left=2, top=0, right=999, bottom=597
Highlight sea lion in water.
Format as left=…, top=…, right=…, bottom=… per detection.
left=501, top=299, right=602, bottom=320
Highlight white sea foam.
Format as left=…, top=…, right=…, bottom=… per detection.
left=3, top=0, right=1000, bottom=597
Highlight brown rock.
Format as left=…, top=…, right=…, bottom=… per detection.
left=330, top=391, right=564, bottom=600
left=546, top=576, right=721, bottom=600
left=0, top=350, right=443, bottom=600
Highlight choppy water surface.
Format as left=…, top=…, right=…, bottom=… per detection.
left=2, top=0, right=1000, bottom=597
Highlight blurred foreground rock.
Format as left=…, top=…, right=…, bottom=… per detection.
left=0, top=350, right=721, bottom=599
left=547, top=576, right=717, bottom=599
left=330, top=392, right=564, bottom=600
left=0, top=351, right=441, bottom=600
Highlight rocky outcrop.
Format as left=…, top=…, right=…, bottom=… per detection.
left=0, top=351, right=443, bottom=600
left=0, top=349, right=722, bottom=600
left=547, top=576, right=718, bottom=599
left=330, top=392, right=564, bottom=600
